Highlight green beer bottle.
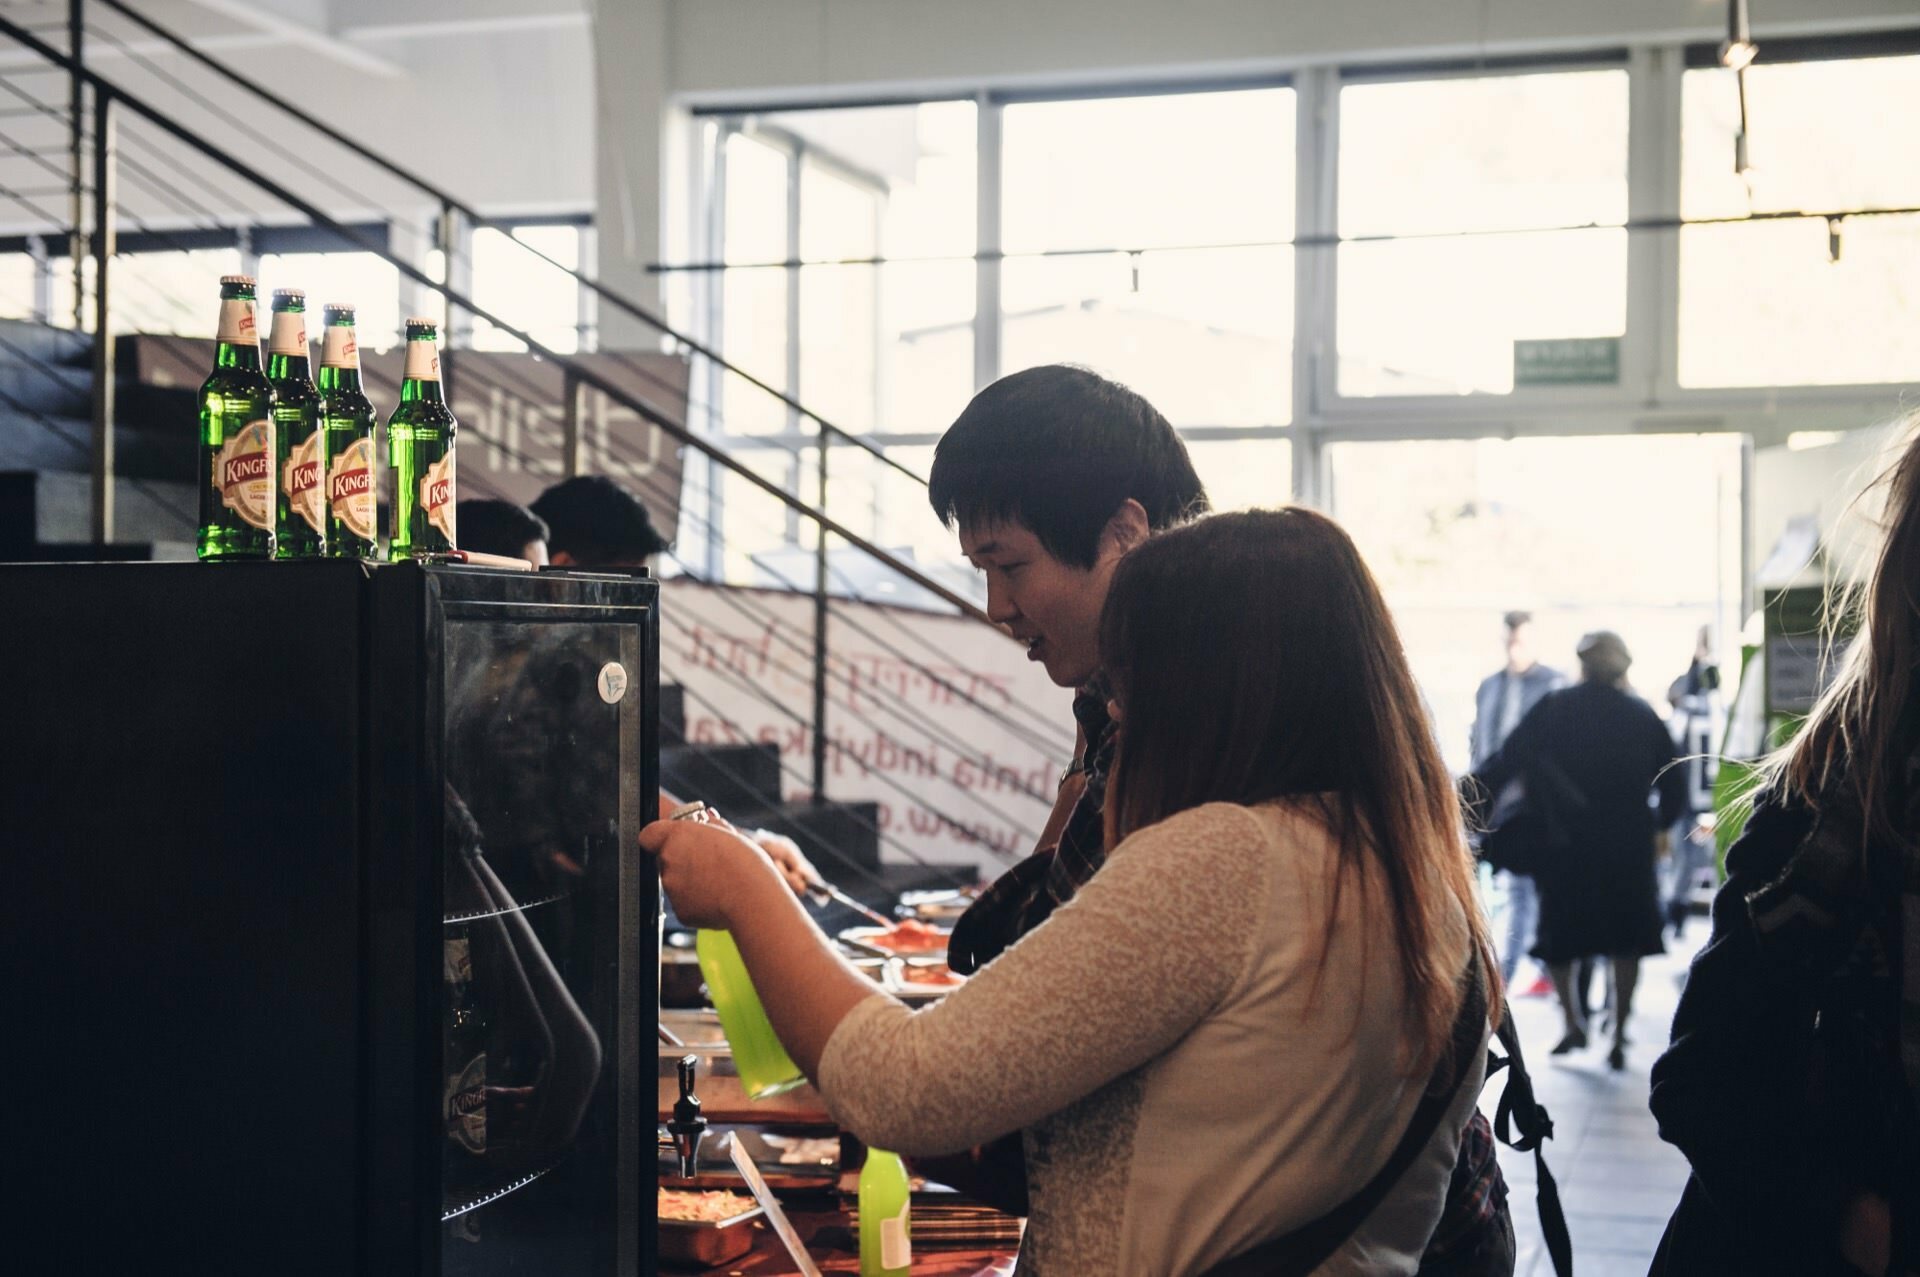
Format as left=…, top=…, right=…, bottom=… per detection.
left=387, top=318, right=457, bottom=560
left=197, top=275, right=276, bottom=560
left=317, top=303, right=379, bottom=559
left=267, top=289, right=327, bottom=559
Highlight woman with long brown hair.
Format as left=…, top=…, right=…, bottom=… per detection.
left=643, top=508, right=1500, bottom=1274
left=1649, top=428, right=1920, bottom=1276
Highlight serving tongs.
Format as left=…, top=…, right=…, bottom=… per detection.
left=806, top=877, right=896, bottom=929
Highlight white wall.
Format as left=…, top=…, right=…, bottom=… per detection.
left=0, top=19, right=596, bottom=237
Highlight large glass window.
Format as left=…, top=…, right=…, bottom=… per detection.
left=1679, top=53, right=1920, bottom=388
left=0, top=253, right=36, bottom=321
left=1337, top=69, right=1629, bottom=397
left=1328, top=434, right=1744, bottom=772
left=470, top=226, right=583, bottom=356
left=1000, top=88, right=1293, bottom=427
left=259, top=250, right=402, bottom=349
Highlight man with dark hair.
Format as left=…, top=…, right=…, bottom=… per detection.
left=1472, top=611, right=1565, bottom=999
left=456, top=498, right=550, bottom=565
left=529, top=475, right=671, bottom=569
left=928, top=365, right=1514, bottom=1274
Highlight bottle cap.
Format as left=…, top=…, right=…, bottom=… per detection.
left=404, top=316, right=438, bottom=329
left=322, top=301, right=355, bottom=314
left=220, top=274, right=256, bottom=286
left=271, top=288, right=305, bottom=307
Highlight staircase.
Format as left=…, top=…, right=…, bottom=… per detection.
left=0, top=4, right=1058, bottom=904
left=0, top=318, right=197, bottom=560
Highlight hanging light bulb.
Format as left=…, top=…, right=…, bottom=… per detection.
left=1720, top=0, right=1758, bottom=70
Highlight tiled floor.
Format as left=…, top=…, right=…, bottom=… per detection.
left=1488, top=931, right=1706, bottom=1277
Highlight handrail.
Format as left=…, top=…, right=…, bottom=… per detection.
left=88, top=0, right=928, bottom=490
left=0, top=13, right=991, bottom=626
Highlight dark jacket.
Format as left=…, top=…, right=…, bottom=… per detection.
left=1470, top=663, right=1565, bottom=770
left=1470, top=681, right=1687, bottom=962
left=1648, top=792, right=1914, bottom=1276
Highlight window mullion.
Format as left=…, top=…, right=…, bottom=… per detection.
left=1625, top=44, right=1683, bottom=405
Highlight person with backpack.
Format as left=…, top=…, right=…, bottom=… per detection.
left=1649, top=425, right=1920, bottom=1276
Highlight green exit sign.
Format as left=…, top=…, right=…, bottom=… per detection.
left=1514, top=336, right=1621, bottom=386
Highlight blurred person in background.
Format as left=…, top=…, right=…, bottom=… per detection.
left=1470, top=611, right=1565, bottom=997
left=1661, top=627, right=1721, bottom=941
left=1468, top=630, right=1686, bottom=1071
left=1649, top=426, right=1920, bottom=1277
left=530, top=474, right=671, bottom=570
left=525, top=475, right=819, bottom=895
left=455, top=498, right=549, bottom=565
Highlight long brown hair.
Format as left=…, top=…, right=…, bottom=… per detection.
left=1099, top=508, right=1499, bottom=1075
left=1769, top=418, right=1920, bottom=857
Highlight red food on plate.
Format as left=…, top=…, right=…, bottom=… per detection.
left=899, top=963, right=964, bottom=986
left=870, top=919, right=949, bottom=953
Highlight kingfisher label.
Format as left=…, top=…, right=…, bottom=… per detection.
left=326, top=437, right=376, bottom=542
left=268, top=312, right=308, bottom=358
left=403, top=339, right=441, bottom=382
left=444, top=1052, right=486, bottom=1155
left=422, top=452, right=456, bottom=542
left=215, top=420, right=275, bottom=531
left=320, top=326, right=358, bottom=368
left=284, top=432, right=326, bottom=534
left=216, top=298, right=258, bottom=346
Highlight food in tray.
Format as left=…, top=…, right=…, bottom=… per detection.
left=857, top=918, right=950, bottom=953
left=657, top=1187, right=756, bottom=1221
left=897, top=962, right=964, bottom=987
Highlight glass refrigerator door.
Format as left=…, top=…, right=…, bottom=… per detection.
left=439, top=617, right=641, bottom=1273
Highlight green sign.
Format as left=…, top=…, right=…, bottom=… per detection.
left=1514, top=336, right=1621, bottom=386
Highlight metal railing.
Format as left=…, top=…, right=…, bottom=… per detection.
left=0, top=3, right=1068, bottom=885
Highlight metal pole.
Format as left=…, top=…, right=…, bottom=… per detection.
left=561, top=366, right=585, bottom=477
left=811, top=433, right=830, bottom=803
left=90, top=88, right=114, bottom=544
left=68, top=0, right=84, bottom=330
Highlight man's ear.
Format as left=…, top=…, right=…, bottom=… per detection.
left=1100, top=499, right=1151, bottom=560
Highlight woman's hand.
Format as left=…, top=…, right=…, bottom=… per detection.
left=749, top=830, right=822, bottom=896
left=639, top=814, right=787, bottom=930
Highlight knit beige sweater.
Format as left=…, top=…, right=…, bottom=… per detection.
left=817, top=800, right=1485, bottom=1276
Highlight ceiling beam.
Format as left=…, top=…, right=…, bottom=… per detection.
left=183, top=0, right=404, bottom=77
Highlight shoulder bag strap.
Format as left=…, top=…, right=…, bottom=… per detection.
left=1201, top=962, right=1489, bottom=1277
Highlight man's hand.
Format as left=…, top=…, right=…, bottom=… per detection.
left=750, top=830, right=821, bottom=896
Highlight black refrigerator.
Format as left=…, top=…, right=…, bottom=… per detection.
left=2, top=560, right=659, bottom=1274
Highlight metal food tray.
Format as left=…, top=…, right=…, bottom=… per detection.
left=658, top=1203, right=766, bottom=1268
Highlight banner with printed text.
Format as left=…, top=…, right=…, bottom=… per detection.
left=658, top=579, right=1074, bottom=879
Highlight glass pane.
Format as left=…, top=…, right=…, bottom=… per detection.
left=442, top=619, right=630, bottom=1267
left=1186, top=438, right=1291, bottom=512
left=799, top=160, right=880, bottom=433
left=765, top=101, right=978, bottom=436
left=717, top=446, right=800, bottom=585
left=1679, top=55, right=1920, bottom=387
left=0, top=253, right=35, bottom=320
left=1001, top=89, right=1294, bottom=425
left=721, top=132, right=792, bottom=437
left=1328, top=435, right=1744, bottom=774
left=470, top=226, right=582, bottom=355
left=1002, top=247, right=1293, bottom=426
left=259, top=250, right=402, bottom=349
left=1337, top=70, right=1629, bottom=397
left=91, top=248, right=241, bottom=337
